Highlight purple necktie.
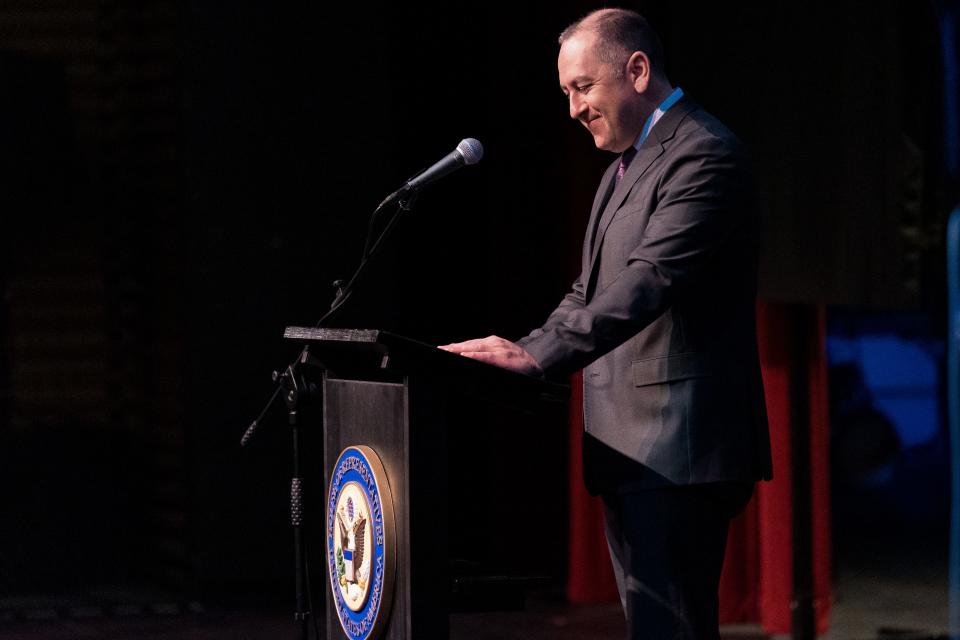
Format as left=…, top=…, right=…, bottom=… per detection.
left=616, top=146, right=638, bottom=185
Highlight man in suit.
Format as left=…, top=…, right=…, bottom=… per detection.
left=441, top=8, right=771, bottom=639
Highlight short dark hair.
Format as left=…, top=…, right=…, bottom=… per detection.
left=559, top=8, right=665, bottom=78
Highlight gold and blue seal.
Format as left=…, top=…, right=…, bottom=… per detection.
left=327, top=445, right=396, bottom=640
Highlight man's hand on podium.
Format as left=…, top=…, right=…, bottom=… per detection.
left=438, top=335, right=543, bottom=377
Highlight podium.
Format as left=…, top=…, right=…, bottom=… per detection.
left=283, top=327, right=568, bottom=640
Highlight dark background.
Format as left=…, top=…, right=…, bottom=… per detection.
left=0, top=0, right=953, bottom=613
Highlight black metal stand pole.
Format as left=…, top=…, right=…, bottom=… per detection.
left=789, top=303, right=816, bottom=640
left=279, top=364, right=310, bottom=640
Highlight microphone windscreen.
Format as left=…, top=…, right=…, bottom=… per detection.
left=457, top=138, right=484, bottom=165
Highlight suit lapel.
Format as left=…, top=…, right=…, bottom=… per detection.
left=588, top=144, right=663, bottom=270
left=585, top=98, right=698, bottom=291
left=584, top=162, right=619, bottom=264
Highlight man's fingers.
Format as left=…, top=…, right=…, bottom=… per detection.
left=439, top=340, right=485, bottom=353
left=438, top=336, right=504, bottom=353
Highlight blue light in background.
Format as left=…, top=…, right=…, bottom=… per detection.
left=827, top=334, right=941, bottom=448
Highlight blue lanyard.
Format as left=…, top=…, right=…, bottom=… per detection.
left=637, top=87, right=684, bottom=147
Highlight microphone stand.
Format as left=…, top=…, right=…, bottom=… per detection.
left=240, top=187, right=418, bottom=640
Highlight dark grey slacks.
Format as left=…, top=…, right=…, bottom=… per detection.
left=602, top=482, right=753, bottom=640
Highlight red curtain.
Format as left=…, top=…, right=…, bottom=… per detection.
left=565, top=369, right=620, bottom=603
left=565, top=301, right=832, bottom=635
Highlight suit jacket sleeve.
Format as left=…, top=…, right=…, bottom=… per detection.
left=516, top=273, right=586, bottom=346
left=517, top=134, right=752, bottom=377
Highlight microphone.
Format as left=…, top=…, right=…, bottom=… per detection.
left=403, top=138, right=484, bottom=194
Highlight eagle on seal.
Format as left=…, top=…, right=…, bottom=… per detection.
left=337, top=509, right=367, bottom=583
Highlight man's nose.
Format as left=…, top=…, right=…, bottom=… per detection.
left=568, top=94, right=587, bottom=119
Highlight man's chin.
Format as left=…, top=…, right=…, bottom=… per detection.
left=592, top=135, right=615, bottom=152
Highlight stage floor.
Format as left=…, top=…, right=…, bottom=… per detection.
left=0, top=597, right=767, bottom=640
left=0, top=554, right=949, bottom=640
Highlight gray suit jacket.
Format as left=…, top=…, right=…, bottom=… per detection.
left=518, top=97, right=772, bottom=493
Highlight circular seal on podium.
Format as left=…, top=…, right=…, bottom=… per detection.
left=327, top=445, right=396, bottom=640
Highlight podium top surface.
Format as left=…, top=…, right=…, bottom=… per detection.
left=283, top=327, right=568, bottom=404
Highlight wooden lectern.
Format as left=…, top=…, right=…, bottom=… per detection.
left=283, top=327, right=568, bottom=640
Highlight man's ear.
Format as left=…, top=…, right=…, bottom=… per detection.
left=626, top=51, right=651, bottom=93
